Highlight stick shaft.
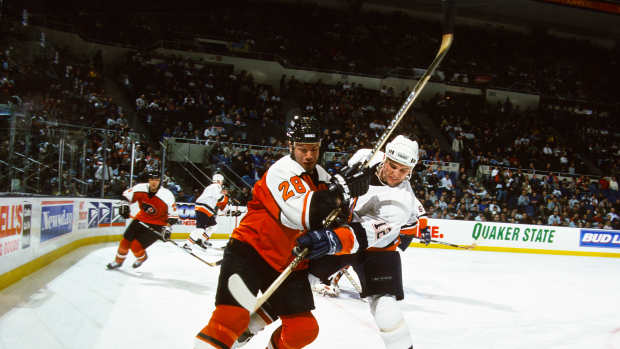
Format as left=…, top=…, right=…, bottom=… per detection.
left=252, top=248, right=308, bottom=312
left=136, top=220, right=221, bottom=267
left=231, top=0, right=455, bottom=312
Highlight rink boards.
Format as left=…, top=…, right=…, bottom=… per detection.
left=1, top=196, right=618, bottom=290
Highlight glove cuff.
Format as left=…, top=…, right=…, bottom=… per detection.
left=330, top=174, right=350, bottom=203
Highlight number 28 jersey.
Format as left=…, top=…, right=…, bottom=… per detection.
left=231, top=155, right=331, bottom=271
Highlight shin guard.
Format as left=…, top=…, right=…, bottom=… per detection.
left=269, top=312, right=318, bottom=349
left=116, top=238, right=131, bottom=264
left=130, top=239, right=146, bottom=259
left=196, top=305, right=250, bottom=349
left=370, top=295, right=413, bottom=349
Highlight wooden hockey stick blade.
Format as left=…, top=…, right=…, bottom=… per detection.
left=228, top=248, right=308, bottom=313
left=228, top=273, right=259, bottom=311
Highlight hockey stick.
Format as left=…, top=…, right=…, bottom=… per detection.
left=136, top=220, right=222, bottom=267
left=412, top=236, right=476, bottom=250
left=228, top=0, right=455, bottom=313
left=341, top=267, right=362, bottom=294
left=228, top=249, right=308, bottom=312
left=322, top=0, right=454, bottom=227
left=431, top=239, right=476, bottom=250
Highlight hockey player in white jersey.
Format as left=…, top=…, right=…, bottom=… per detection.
left=234, top=135, right=431, bottom=349
left=185, top=173, right=229, bottom=250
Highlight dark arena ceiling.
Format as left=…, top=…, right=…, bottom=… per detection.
left=361, top=0, right=620, bottom=39
left=17, top=0, right=620, bottom=40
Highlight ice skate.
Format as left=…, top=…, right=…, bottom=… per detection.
left=132, top=253, right=148, bottom=268
left=188, top=235, right=212, bottom=249
left=232, top=330, right=254, bottom=348
left=312, top=281, right=340, bottom=297
left=106, top=261, right=123, bottom=270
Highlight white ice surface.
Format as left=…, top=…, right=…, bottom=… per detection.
left=1, top=241, right=619, bottom=349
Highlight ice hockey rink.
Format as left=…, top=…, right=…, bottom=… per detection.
left=1, top=240, right=619, bottom=349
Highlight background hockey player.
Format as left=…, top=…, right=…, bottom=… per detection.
left=235, top=135, right=430, bottom=349
left=185, top=173, right=229, bottom=250
left=106, top=170, right=179, bottom=269
left=193, top=114, right=371, bottom=349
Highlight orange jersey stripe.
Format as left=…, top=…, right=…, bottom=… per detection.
left=231, top=163, right=332, bottom=272
left=301, top=191, right=311, bottom=231
left=232, top=174, right=308, bottom=272
left=400, top=227, right=417, bottom=236
left=333, top=226, right=355, bottom=255
left=195, top=205, right=214, bottom=217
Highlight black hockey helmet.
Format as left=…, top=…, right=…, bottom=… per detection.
left=286, top=115, right=322, bottom=144
left=146, top=169, right=161, bottom=180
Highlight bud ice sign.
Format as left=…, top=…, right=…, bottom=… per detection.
left=580, top=230, right=620, bottom=248
left=41, top=201, right=74, bottom=242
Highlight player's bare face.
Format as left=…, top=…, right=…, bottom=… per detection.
left=379, top=158, right=412, bottom=187
left=293, top=142, right=321, bottom=172
left=148, top=178, right=160, bottom=192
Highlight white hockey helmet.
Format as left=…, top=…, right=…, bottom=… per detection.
left=213, top=174, right=224, bottom=183
left=384, top=135, right=419, bottom=168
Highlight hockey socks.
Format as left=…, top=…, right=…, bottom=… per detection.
left=106, top=238, right=131, bottom=269
left=130, top=240, right=148, bottom=268
left=196, top=305, right=249, bottom=349
left=267, top=313, right=318, bottom=349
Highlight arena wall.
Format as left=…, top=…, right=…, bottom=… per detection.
left=1, top=197, right=617, bottom=291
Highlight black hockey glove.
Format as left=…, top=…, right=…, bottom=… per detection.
left=119, top=204, right=130, bottom=219
left=294, top=229, right=343, bottom=259
left=329, top=163, right=371, bottom=203
left=420, top=227, right=431, bottom=245
left=160, top=226, right=172, bottom=241
left=398, top=234, right=415, bottom=251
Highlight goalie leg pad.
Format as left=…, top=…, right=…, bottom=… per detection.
left=196, top=305, right=250, bottom=349
left=270, top=312, right=318, bottom=349
left=370, top=295, right=413, bottom=349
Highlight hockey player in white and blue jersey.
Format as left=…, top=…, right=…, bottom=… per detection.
left=234, top=135, right=431, bottom=349
left=184, top=174, right=229, bottom=250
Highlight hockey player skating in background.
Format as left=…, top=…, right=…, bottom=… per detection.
left=106, top=170, right=179, bottom=269
left=193, top=114, right=371, bottom=349
left=235, top=135, right=431, bottom=349
left=184, top=173, right=229, bottom=250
